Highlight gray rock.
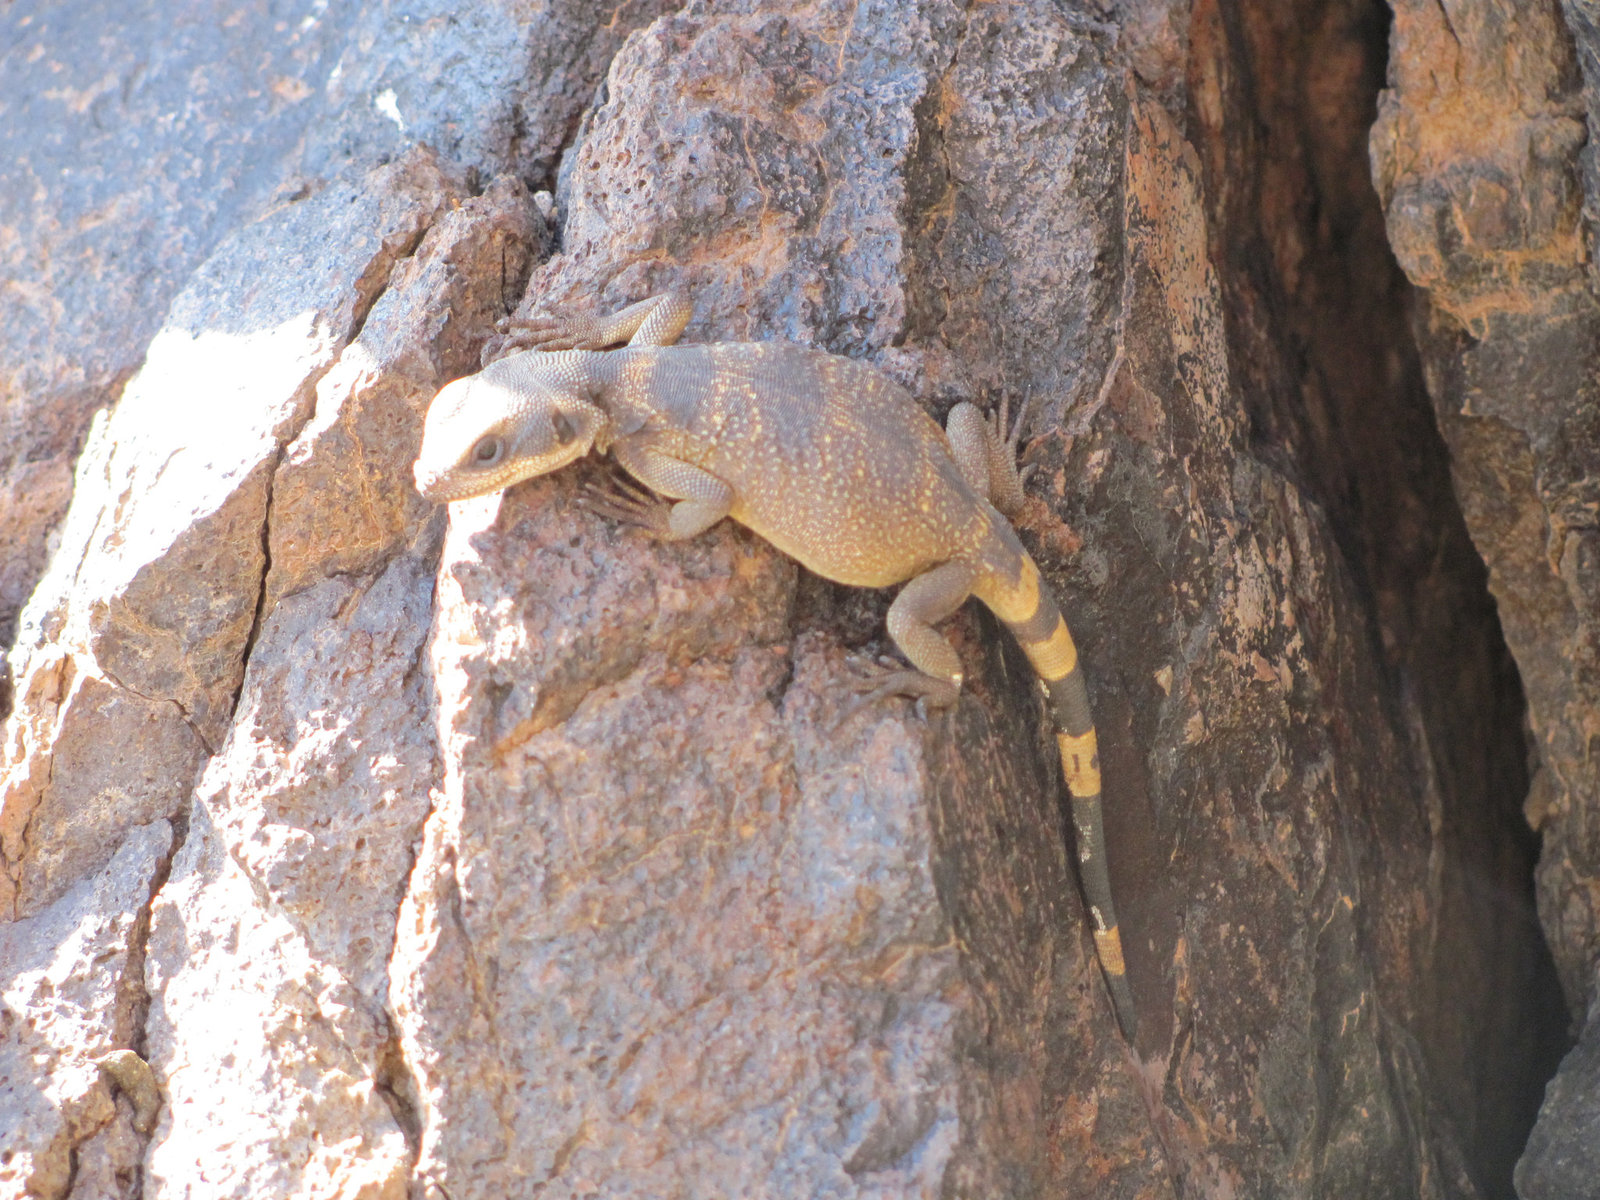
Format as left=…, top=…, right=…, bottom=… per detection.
left=0, top=0, right=670, bottom=712
left=0, top=821, right=171, bottom=1200
left=1, top=150, right=465, bottom=926
left=1517, top=1000, right=1600, bottom=1200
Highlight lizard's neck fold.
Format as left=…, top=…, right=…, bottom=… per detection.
left=586, top=347, right=657, bottom=443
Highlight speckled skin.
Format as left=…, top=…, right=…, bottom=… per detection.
left=414, top=294, right=1138, bottom=1041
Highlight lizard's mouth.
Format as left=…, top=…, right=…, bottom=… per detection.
left=413, top=462, right=487, bottom=503
left=413, top=437, right=593, bottom=503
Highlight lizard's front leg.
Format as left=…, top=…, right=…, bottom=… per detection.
left=489, top=293, right=694, bottom=360
left=582, top=442, right=734, bottom=540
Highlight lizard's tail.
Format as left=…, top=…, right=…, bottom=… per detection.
left=985, top=553, right=1139, bottom=1043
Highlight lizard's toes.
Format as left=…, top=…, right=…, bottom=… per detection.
left=835, top=658, right=958, bottom=729
left=577, top=476, right=671, bottom=535
left=494, top=314, right=586, bottom=351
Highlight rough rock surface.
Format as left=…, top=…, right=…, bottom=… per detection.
left=0, top=1, right=1581, bottom=1199
left=1370, top=1, right=1600, bottom=1195
left=0, top=0, right=672, bottom=717
left=1516, top=995, right=1600, bottom=1198
left=1373, top=0, right=1598, bottom=1011
left=0, top=822, right=171, bottom=1200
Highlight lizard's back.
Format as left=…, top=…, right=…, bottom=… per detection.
left=617, top=341, right=998, bottom=589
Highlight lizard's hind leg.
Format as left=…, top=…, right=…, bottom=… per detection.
left=843, top=560, right=976, bottom=720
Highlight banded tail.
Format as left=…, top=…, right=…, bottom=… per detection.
left=983, top=552, right=1138, bottom=1042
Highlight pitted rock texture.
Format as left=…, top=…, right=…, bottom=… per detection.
left=0, top=822, right=171, bottom=1200
left=0, top=1, right=1577, bottom=1198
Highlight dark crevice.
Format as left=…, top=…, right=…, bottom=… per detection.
left=61, top=1146, right=79, bottom=1200
left=228, top=445, right=281, bottom=725
left=50, top=810, right=191, bottom=1200
left=91, top=661, right=215, bottom=760
left=111, top=808, right=189, bottom=1200
left=372, top=587, right=440, bottom=1170
left=897, top=62, right=957, bottom=347
left=116, top=808, right=187, bottom=1062
left=1188, top=1, right=1568, bottom=1194
left=762, top=629, right=801, bottom=713
left=372, top=1020, right=424, bottom=1161
left=345, top=216, right=434, bottom=349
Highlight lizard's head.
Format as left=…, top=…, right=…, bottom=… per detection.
left=414, top=370, right=606, bottom=503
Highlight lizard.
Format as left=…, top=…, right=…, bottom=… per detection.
left=413, top=292, right=1139, bottom=1042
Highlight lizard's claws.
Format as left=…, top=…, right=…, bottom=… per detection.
left=494, top=311, right=624, bottom=354
left=479, top=315, right=579, bottom=364
left=992, top=387, right=1038, bottom=482
left=578, top=472, right=673, bottom=536
left=481, top=314, right=583, bottom=364
left=835, top=654, right=959, bottom=729
left=480, top=315, right=572, bottom=362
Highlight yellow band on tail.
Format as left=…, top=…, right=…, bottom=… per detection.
left=1056, top=729, right=1102, bottom=797
left=1022, top=616, right=1079, bottom=682
left=1092, top=927, right=1127, bottom=977
left=986, top=556, right=1043, bottom=624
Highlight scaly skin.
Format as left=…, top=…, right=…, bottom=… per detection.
left=414, top=293, right=1138, bottom=1041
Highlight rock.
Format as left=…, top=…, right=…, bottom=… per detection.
left=1370, top=0, right=1600, bottom=1191
left=0, top=0, right=1579, bottom=1196
left=0, top=0, right=358, bottom=701
left=0, top=0, right=673, bottom=715
left=0, top=151, right=465, bottom=924
left=141, top=802, right=411, bottom=1200
left=138, top=160, right=546, bottom=1196
left=1, top=139, right=539, bottom=1196
left=1517, top=998, right=1600, bottom=1199
left=0, top=821, right=172, bottom=1200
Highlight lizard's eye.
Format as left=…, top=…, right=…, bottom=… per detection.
left=551, top=410, right=576, bottom=444
left=471, top=435, right=504, bottom=466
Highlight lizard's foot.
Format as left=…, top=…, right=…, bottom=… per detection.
left=578, top=472, right=673, bottom=536
left=836, top=655, right=959, bottom=728
left=478, top=315, right=576, bottom=365
left=991, top=387, right=1037, bottom=487
left=480, top=316, right=591, bottom=364
left=493, top=312, right=620, bottom=355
